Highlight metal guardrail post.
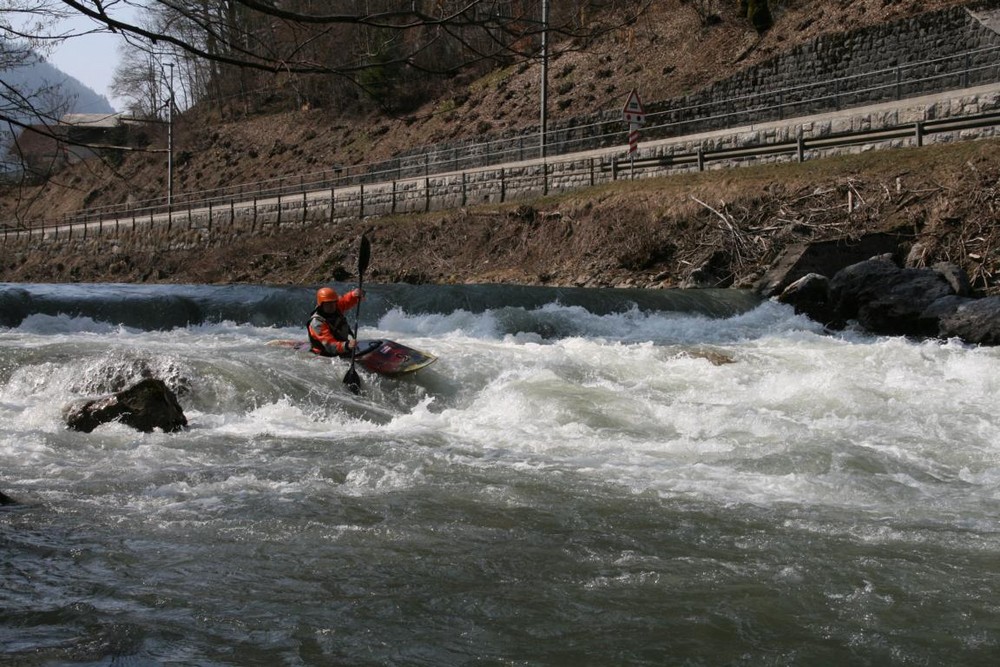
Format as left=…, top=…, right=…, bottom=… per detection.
left=697, top=146, right=705, bottom=172
left=359, top=184, right=364, bottom=219
left=915, top=121, right=924, bottom=147
left=797, top=126, right=805, bottom=162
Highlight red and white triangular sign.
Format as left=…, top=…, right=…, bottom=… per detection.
left=622, top=89, right=645, bottom=125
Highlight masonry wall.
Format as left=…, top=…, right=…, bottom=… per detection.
left=5, top=84, right=1000, bottom=261
left=386, top=4, right=1000, bottom=179
left=5, top=5, right=1000, bottom=257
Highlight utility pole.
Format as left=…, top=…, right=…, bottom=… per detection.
left=166, top=62, right=175, bottom=210
left=540, top=0, right=548, bottom=160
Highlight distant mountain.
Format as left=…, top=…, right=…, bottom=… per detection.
left=3, top=56, right=115, bottom=117
left=1, top=53, right=115, bottom=174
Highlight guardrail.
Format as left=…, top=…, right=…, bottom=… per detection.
left=5, top=105, right=999, bottom=245
left=4, top=43, right=1000, bottom=236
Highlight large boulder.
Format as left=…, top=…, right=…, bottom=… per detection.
left=937, top=296, right=1000, bottom=345
left=64, top=378, right=188, bottom=433
left=773, top=256, right=999, bottom=343
left=0, top=490, right=16, bottom=506
left=776, top=273, right=833, bottom=324
left=755, top=232, right=910, bottom=298
left=828, top=256, right=958, bottom=337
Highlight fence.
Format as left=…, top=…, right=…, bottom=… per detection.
left=4, top=40, right=1000, bottom=237
left=6, top=98, right=1000, bottom=246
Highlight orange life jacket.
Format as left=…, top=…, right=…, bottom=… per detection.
left=306, top=290, right=362, bottom=356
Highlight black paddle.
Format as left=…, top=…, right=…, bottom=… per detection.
left=343, top=234, right=371, bottom=394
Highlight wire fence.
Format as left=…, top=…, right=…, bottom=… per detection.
left=7, top=104, right=1000, bottom=247
left=6, top=43, right=1000, bottom=234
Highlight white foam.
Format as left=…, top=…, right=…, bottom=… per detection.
left=4, top=299, right=1000, bottom=522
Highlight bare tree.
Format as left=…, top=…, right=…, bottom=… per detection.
left=67, top=0, right=652, bottom=113
left=1, top=0, right=651, bottom=223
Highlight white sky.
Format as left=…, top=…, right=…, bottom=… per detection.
left=45, top=7, right=136, bottom=112
left=49, top=30, right=125, bottom=109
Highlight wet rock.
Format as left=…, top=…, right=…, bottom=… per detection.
left=772, top=254, right=1000, bottom=345
left=64, top=378, right=188, bottom=434
left=828, top=256, right=957, bottom=337
left=755, top=232, right=910, bottom=297
left=937, top=296, right=1000, bottom=345
left=776, top=273, right=832, bottom=324
left=1, top=490, right=16, bottom=506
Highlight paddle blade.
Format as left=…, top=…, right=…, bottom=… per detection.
left=343, top=363, right=361, bottom=394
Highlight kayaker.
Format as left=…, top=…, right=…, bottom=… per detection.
left=307, top=286, right=365, bottom=357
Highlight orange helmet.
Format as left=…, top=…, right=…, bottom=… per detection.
left=316, top=287, right=338, bottom=306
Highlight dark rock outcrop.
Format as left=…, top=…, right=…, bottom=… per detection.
left=937, top=297, right=1000, bottom=345
left=827, top=256, right=956, bottom=337
left=755, top=232, right=911, bottom=298
left=64, top=378, right=188, bottom=433
left=771, top=253, right=1000, bottom=344
left=0, top=490, right=16, bottom=506
left=776, top=273, right=832, bottom=323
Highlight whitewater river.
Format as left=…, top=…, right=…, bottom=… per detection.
left=2, top=282, right=1000, bottom=665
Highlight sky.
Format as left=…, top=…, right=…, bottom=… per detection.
left=46, top=7, right=135, bottom=112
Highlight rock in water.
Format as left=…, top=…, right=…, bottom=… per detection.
left=64, top=378, right=188, bottom=433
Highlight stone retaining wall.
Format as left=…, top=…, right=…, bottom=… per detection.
left=5, top=6, right=1000, bottom=257
left=388, top=3, right=1000, bottom=178
left=4, top=83, right=999, bottom=260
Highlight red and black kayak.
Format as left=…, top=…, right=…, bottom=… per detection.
left=267, top=338, right=437, bottom=377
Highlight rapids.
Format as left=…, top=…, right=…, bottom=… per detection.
left=2, top=282, right=999, bottom=665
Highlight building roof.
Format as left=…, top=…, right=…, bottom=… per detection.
left=59, top=113, right=124, bottom=128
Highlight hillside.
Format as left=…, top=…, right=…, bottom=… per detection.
left=0, top=0, right=969, bottom=221
left=5, top=137, right=1000, bottom=299
left=4, top=0, right=999, bottom=298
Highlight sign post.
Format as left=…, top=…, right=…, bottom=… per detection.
left=622, top=89, right=646, bottom=179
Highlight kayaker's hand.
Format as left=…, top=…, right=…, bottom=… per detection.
left=350, top=288, right=365, bottom=300
left=346, top=338, right=357, bottom=350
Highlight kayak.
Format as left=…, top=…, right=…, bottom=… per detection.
left=267, top=338, right=437, bottom=377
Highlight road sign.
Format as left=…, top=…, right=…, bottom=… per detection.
left=622, top=89, right=645, bottom=125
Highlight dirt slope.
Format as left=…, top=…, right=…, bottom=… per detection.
left=0, top=0, right=968, bottom=222
left=5, top=0, right=996, bottom=296
left=5, top=138, right=1000, bottom=298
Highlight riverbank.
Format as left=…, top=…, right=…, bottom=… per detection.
left=3, top=138, right=999, bottom=295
